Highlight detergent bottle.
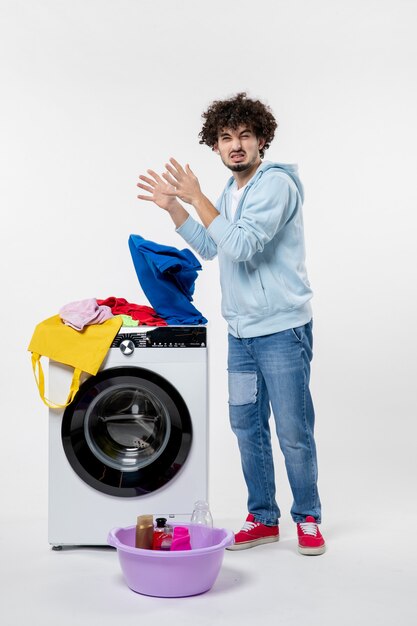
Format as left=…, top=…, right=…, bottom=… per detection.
left=152, top=517, right=173, bottom=550
left=170, top=526, right=191, bottom=551
left=135, top=514, right=154, bottom=549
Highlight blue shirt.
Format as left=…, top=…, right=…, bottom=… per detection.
left=128, top=234, right=207, bottom=325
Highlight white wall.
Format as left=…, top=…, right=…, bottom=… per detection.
left=1, top=0, right=416, bottom=524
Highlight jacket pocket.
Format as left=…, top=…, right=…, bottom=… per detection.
left=232, top=265, right=269, bottom=314
left=255, top=270, right=268, bottom=310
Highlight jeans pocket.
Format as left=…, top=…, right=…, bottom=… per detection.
left=228, top=371, right=257, bottom=406
left=291, top=326, right=304, bottom=342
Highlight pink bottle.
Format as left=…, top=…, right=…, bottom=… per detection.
left=170, top=526, right=192, bottom=551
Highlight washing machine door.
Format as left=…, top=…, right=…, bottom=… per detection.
left=61, top=367, right=192, bottom=497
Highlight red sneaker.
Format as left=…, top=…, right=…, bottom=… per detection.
left=297, top=516, right=326, bottom=555
left=226, top=514, right=279, bottom=551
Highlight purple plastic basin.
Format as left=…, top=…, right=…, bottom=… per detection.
left=107, top=523, right=234, bottom=597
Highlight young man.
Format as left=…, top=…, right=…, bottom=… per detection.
left=137, top=92, right=325, bottom=555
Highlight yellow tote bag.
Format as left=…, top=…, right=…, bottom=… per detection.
left=28, top=315, right=123, bottom=409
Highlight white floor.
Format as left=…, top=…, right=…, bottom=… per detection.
left=1, top=513, right=415, bottom=626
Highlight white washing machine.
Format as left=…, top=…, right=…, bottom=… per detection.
left=48, top=325, right=208, bottom=547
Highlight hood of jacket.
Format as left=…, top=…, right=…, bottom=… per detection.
left=222, top=160, right=304, bottom=203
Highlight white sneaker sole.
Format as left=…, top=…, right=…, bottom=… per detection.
left=226, top=536, right=279, bottom=551
left=298, top=544, right=326, bottom=555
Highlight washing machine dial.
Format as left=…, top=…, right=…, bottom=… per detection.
left=120, top=339, right=135, bottom=355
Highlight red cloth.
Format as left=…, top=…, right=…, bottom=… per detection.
left=97, top=297, right=167, bottom=326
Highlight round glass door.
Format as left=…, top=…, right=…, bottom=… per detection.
left=62, top=367, right=192, bottom=497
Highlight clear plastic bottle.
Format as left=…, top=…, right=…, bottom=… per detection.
left=190, top=500, right=213, bottom=527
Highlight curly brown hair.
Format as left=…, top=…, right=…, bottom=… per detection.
left=199, top=92, right=278, bottom=159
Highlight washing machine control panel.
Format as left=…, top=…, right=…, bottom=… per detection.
left=111, top=326, right=206, bottom=350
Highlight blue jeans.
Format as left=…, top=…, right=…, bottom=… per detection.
left=227, top=321, right=321, bottom=525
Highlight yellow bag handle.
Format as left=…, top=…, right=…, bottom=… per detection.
left=31, top=353, right=82, bottom=409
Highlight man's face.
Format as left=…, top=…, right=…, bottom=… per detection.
left=214, top=125, right=265, bottom=172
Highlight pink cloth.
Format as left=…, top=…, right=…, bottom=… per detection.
left=59, top=298, right=113, bottom=331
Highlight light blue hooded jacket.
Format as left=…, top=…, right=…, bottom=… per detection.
left=176, top=160, right=313, bottom=338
